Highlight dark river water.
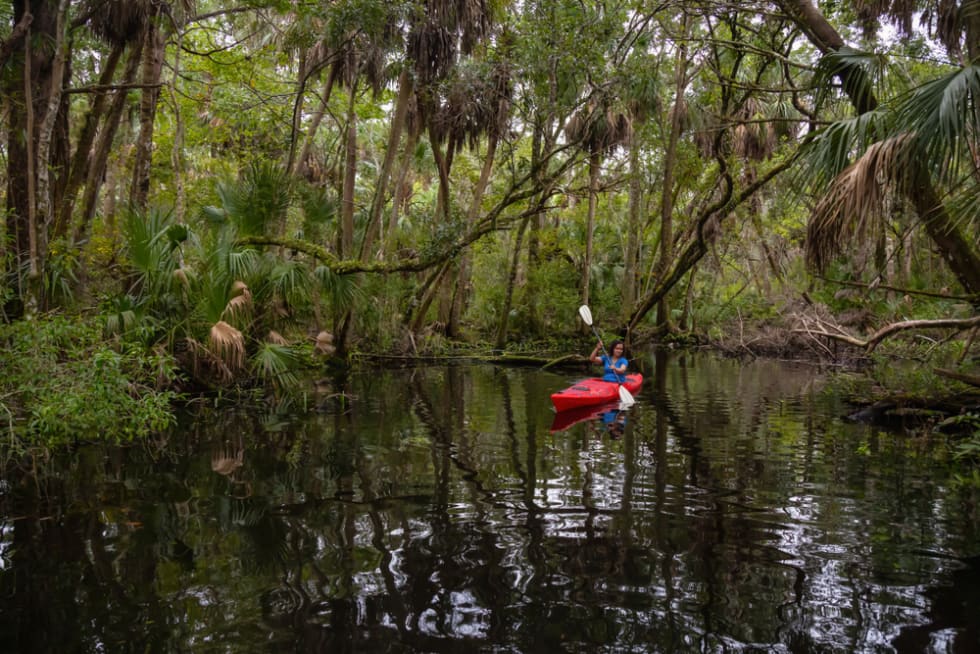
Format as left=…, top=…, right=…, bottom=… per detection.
left=1, top=351, right=978, bottom=653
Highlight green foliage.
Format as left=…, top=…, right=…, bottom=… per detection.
left=251, top=341, right=303, bottom=391
left=945, top=413, right=980, bottom=461
left=213, top=161, right=293, bottom=237
left=0, top=314, right=179, bottom=448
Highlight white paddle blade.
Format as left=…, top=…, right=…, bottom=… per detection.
left=578, top=305, right=593, bottom=326
left=618, top=384, right=636, bottom=405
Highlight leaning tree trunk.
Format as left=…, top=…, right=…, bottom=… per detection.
left=383, top=126, right=419, bottom=255
left=293, top=63, right=340, bottom=178
left=53, top=42, right=124, bottom=240
left=74, top=41, right=143, bottom=244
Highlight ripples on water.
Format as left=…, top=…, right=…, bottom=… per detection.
left=1, top=354, right=978, bottom=652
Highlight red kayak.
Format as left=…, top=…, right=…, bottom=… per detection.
left=550, top=374, right=643, bottom=412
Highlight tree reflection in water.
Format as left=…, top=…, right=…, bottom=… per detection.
left=1, top=354, right=977, bottom=652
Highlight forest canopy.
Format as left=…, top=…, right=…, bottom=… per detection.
left=1, top=0, right=978, bottom=390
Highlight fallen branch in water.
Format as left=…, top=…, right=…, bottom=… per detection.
left=793, top=315, right=980, bottom=352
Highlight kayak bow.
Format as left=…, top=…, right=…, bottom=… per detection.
left=550, top=373, right=643, bottom=412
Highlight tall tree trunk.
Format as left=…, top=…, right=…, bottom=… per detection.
left=74, top=41, right=143, bottom=244
left=383, top=127, right=419, bottom=255
left=495, top=216, right=530, bottom=349
left=447, top=133, right=498, bottom=337
left=524, top=119, right=555, bottom=336
left=361, top=68, right=414, bottom=258
left=169, top=27, right=187, bottom=223
left=285, top=49, right=308, bottom=174
left=129, top=15, right=165, bottom=211
left=293, top=63, right=339, bottom=178
left=333, top=84, right=361, bottom=354
left=430, top=131, right=452, bottom=223
left=655, top=15, right=690, bottom=332
left=623, top=126, right=643, bottom=325
left=4, top=1, right=63, bottom=317
left=53, top=42, right=124, bottom=239
left=780, top=0, right=980, bottom=296
left=340, top=85, right=358, bottom=257
left=33, top=0, right=70, bottom=309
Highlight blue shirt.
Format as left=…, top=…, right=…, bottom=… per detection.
left=600, top=354, right=628, bottom=382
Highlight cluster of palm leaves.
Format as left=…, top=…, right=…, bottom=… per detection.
left=110, top=162, right=358, bottom=392
left=802, top=46, right=980, bottom=294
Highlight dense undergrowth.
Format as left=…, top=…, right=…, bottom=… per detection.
left=0, top=314, right=179, bottom=451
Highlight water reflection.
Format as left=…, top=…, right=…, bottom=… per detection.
left=1, top=352, right=977, bottom=652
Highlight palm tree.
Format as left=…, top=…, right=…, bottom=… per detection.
left=783, top=0, right=980, bottom=298
left=565, top=98, right=632, bottom=319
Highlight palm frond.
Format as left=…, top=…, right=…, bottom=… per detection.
left=218, top=161, right=293, bottom=237
left=209, top=321, right=246, bottom=371
left=315, top=331, right=336, bottom=356
left=250, top=342, right=302, bottom=390
left=184, top=336, right=234, bottom=383
left=813, top=46, right=888, bottom=112
left=894, top=63, right=980, bottom=185
left=266, top=330, right=288, bottom=345
left=315, top=265, right=363, bottom=314
left=798, top=109, right=890, bottom=190
left=806, top=134, right=915, bottom=271
left=105, top=294, right=143, bottom=336
left=221, top=281, right=253, bottom=324
left=269, top=259, right=314, bottom=305
left=226, top=248, right=261, bottom=282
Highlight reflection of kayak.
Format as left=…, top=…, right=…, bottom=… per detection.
left=550, top=401, right=622, bottom=432
left=550, top=374, right=643, bottom=412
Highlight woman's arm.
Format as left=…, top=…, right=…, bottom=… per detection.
left=590, top=343, right=603, bottom=364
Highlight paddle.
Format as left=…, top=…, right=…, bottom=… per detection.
left=578, top=305, right=635, bottom=405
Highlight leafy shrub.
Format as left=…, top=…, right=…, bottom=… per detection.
left=0, top=314, right=179, bottom=447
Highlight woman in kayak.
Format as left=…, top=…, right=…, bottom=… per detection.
left=590, top=339, right=628, bottom=382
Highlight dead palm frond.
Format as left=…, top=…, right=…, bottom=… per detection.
left=83, top=0, right=154, bottom=45
left=565, top=100, right=633, bottom=157
left=83, top=0, right=196, bottom=44
left=211, top=445, right=244, bottom=476
left=184, top=336, right=234, bottom=383
left=806, top=133, right=916, bottom=271
left=222, top=281, right=252, bottom=324
left=266, top=330, right=288, bottom=345
left=209, top=321, right=246, bottom=371
left=314, top=331, right=336, bottom=356
left=430, top=58, right=512, bottom=153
